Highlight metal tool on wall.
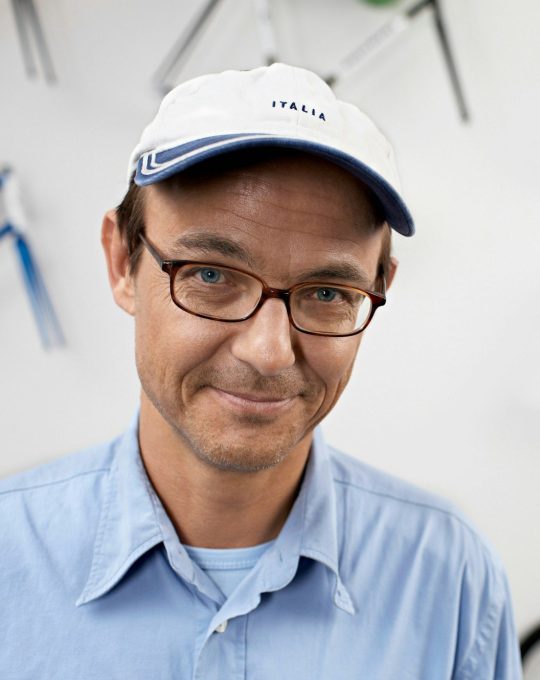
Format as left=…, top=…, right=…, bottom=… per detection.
left=0, top=169, right=64, bottom=349
left=10, top=0, right=56, bottom=83
left=327, top=0, right=470, bottom=121
left=153, top=0, right=222, bottom=95
left=153, top=0, right=278, bottom=94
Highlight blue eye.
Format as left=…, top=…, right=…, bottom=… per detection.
left=316, top=288, right=338, bottom=302
left=199, top=268, right=222, bottom=284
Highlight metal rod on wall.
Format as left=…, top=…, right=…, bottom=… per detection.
left=431, top=0, right=469, bottom=121
left=11, top=0, right=56, bottom=84
left=153, top=0, right=223, bottom=95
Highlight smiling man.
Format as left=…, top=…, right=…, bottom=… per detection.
left=0, top=64, right=522, bottom=679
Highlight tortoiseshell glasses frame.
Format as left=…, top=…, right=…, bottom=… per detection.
left=139, top=234, right=386, bottom=337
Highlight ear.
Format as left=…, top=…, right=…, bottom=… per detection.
left=386, top=256, right=398, bottom=291
left=101, top=209, right=136, bottom=316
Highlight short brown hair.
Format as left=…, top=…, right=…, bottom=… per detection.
left=116, top=150, right=392, bottom=288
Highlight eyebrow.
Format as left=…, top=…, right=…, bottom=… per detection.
left=296, top=262, right=373, bottom=288
left=171, top=233, right=373, bottom=288
left=172, top=232, right=255, bottom=268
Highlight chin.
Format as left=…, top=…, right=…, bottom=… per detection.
left=179, top=421, right=302, bottom=473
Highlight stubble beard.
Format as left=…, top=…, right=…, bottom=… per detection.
left=138, top=365, right=322, bottom=473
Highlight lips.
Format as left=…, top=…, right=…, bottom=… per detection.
left=214, top=389, right=294, bottom=403
left=207, top=386, right=298, bottom=416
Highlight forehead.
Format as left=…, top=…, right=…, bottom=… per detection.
left=143, top=153, right=384, bottom=283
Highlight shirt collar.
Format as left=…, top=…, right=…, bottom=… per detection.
left=76, top=412, right=163, bottom=606
left=259, top=426, right=355, bottom=614
left=76, top=414, right=354, bottom=614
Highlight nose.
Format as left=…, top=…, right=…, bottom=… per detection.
left=229, top=298, right=296, bottom=376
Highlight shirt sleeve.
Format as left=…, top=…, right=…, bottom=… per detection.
left=453, top=551, right=522, bottom=680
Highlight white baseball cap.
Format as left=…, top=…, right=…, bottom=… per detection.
left=128, top=63, right=414, bottom=236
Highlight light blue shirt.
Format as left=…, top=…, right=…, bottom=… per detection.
left=0, top=414, right=522, bottom=679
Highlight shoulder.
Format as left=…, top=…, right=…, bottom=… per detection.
left=0, top=436, right=126, bottom=641
left=0, top=437, right=117, bottom=498
left=0, top=437, right=119, bottom=552
left=325, top=443, right=521, bottom=677
left=328, top=444, right=461, bottom=517
left=327, top=443, right=506, bottom=580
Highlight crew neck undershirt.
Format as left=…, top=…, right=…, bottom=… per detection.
left=184, top=540, right=275, bottom=598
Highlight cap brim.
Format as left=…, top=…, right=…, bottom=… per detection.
left=134, top=134, right=415, bottom=237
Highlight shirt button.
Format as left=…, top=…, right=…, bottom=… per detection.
left=215, top=620, right=228, bottom=634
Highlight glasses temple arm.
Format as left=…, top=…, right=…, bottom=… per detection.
left=140, top=234, right=166, bottom=268
left=375, top=266, right=387, bottom=297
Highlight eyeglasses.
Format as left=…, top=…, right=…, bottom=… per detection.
left=139, top=235, right=386, bottom=337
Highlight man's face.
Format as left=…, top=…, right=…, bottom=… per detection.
left=129, top=154, right=387, bottom=472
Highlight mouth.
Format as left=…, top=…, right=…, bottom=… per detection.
left=207, top=387, right=298, bottom=416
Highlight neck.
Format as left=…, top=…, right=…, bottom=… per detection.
left=138, top=397, right=312, bottom=548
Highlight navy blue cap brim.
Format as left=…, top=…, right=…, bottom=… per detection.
left=134, top=134, right=415, bottom=237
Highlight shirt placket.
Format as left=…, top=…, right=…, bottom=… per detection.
left=193, top=609, right=248, bottom=680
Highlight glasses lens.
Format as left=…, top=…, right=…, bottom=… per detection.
left=173, top=264, right=261, bottom=320
left=291, top=284, right=372, bottom=335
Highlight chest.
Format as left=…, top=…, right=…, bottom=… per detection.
left=2, top=555, right=458, bottom=680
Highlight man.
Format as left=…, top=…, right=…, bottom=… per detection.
left=0, top=64, right=522, bottom=679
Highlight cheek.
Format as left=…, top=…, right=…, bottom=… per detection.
left=302, top=335, right=362, bottom=397
left=133, top=278, right=226, bottom=387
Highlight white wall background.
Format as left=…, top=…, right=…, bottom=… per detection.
left=0, top=0, right=538, bottom=639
